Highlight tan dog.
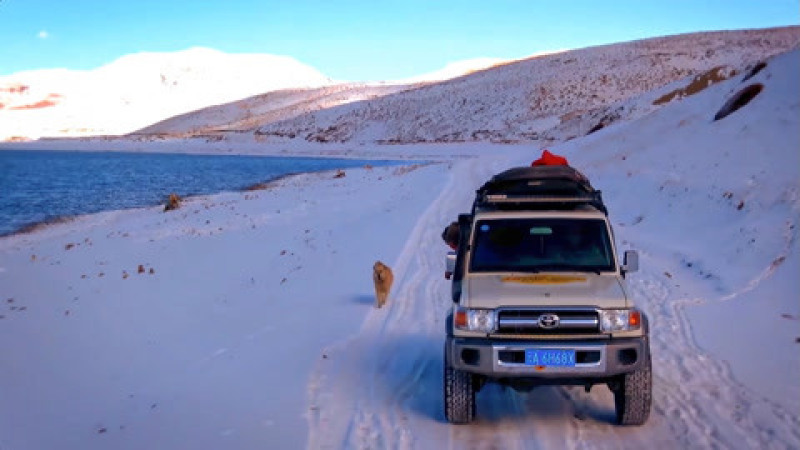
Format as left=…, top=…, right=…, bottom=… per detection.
left=373, top=261, right=394, bottom=308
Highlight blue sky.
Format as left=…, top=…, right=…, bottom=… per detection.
left=1, top=0, right=797, bottom=81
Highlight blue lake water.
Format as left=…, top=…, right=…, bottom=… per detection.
left=0, top=150, right=407, bottom=236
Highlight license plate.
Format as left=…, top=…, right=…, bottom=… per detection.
left=525, top=349, right=576, bottom=367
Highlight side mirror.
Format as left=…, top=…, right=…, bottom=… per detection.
left=445, top=251, right=456, bottom=279
left=622, top=250, right=639, bottom=274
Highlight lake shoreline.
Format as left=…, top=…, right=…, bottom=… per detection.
left=0, top=136, right=532, bottom=160
left=0, top=149, right=430, bottom=237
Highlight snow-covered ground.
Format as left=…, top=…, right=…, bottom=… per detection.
left=1, top=38, right=799, bottom=450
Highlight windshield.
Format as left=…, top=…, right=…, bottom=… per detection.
left=469, top=218, right=615, bottom=273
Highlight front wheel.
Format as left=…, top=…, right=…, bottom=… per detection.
left=443, top=359, right=476, bottom=424
left=614, top=356, right=652, bottom=425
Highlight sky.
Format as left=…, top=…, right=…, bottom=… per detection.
left=0, top=0, right=798, bottom=81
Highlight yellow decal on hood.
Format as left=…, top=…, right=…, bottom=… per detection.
left=501, top=275, right=587, bottom=284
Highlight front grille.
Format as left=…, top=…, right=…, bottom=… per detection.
left=496, top=308, right=599, bottom=335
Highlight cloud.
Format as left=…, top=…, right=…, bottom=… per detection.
left=38, top=30, right=49, bottom=39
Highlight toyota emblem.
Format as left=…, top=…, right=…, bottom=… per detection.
left=539, top=313, right=560, bottom=329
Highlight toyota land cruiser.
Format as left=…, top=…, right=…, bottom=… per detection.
left=443, top=165, right=651, bottom=425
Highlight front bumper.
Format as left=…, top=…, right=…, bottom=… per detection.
left=446, top=335, right=649, bottom=379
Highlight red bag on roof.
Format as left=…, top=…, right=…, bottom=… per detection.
left=531, top=149, right=569, bottom=166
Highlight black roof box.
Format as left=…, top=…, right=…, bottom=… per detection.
left=473, top=166, right=607, bottom=214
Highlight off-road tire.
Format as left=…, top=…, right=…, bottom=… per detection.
left=444, top=361, right=476, bottom=424
left=614, top=356, right=652, bottom=425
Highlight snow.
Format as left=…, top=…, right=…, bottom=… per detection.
left=4, top=28, right=799, bottom=144
left=0, top=49, right=528, bottom=142
left=391, top=57, right=518, bottom=84
left=0, top=48, right=333, bottom=140
left=1, top=34, right=799, bottom=450
left=117, top=27, right=800, bottom=148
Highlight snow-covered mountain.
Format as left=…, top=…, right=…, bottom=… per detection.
left=0, top=47, right=333, bottom=140
left=3, top=27, right=798, bottom=144
left=0, top=48, right=527, bottom=142
left=134, top=83, right=417, bottom=138
left=133, top=27, right=800, bottom=145
left=392, top=56, right=519, bottom=84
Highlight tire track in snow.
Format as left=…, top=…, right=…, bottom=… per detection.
left=348, top=155, right=521, bottom=450
left=550, top=258, right=799, bottom=450
left=626, top=255, right=799, bottom=449
left=306, top=154, right=655, bottom=449
left=402, top=155, right=544, bottom=450
left=306, top=153, right=799, bottom=450
left=307, top=155, right=542, bottom=450
left=716, top=217, right=797, bottom=305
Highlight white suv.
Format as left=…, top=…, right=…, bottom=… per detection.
left=443, top=166, right=651, bottom=425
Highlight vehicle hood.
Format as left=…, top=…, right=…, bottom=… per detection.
left=463, top=273, right=629, bottom=309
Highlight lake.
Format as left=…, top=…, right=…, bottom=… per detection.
left=0, top=150, right=406, bottom=236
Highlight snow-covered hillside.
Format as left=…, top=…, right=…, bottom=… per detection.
left=0, top=38, right=798, bottom=450
left=391, top=56, right=520, bottom=84
left=135, top=84, right=416, bottom=137
left=4, top=28, right=797, bottom=145
left=131, top=27, right=799, bottom=146
left=135, top=57, right=523, bottom=138
left=0, top=48, right=332, bottom=140
left=0, top=49, right=524, bottom=142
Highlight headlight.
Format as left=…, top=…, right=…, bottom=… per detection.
left=454, top=307, right=497, bottom=333
left=599, top=309, right=642, bottom=332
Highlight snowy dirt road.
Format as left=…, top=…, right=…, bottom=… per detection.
left=306, top=155, right=799, bottom=450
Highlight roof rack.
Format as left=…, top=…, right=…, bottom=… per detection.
left=472, top=166, right=608, bottom=215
